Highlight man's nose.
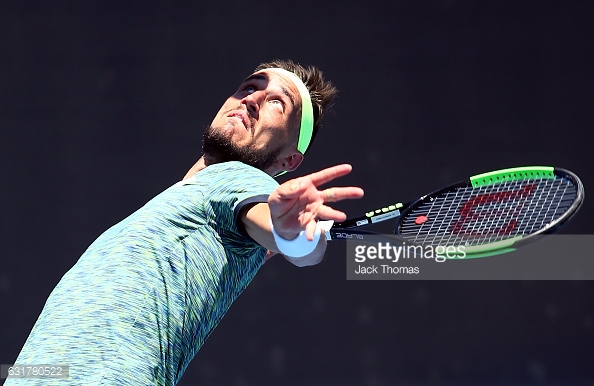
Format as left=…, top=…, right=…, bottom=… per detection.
left=241, top=92, right=262, bottom=118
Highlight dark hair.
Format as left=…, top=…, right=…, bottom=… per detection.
left=255, top=59, right=337, bottom=154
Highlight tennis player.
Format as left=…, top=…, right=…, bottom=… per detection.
left=6, top=59, right=364, bottom=385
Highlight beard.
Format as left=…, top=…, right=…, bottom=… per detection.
left=202, top=125, right=282, bottom=171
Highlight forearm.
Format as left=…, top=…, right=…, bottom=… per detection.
left=240, top=203, right=327, bottom=267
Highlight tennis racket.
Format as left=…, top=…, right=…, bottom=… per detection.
left=328, top=166, right=584, bottom=258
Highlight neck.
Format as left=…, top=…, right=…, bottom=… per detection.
left=183, top=155, right=283, bottom=180
left=183, top=156, right=207, bottom=180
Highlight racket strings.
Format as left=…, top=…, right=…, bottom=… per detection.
left=399, top=176, right=577, bottom=246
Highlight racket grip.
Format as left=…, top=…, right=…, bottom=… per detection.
left=318, top=220, right=334, bottom=241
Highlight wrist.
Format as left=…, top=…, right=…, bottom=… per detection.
left=270, top=221, right=320, bottom=258
left=270, top=220, right=334, bottom=258
left=274, top=228, right=301, bottom=241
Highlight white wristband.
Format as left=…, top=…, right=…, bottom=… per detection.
left=270, top=220, right=334, bottom=258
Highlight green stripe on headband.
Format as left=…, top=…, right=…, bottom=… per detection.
left=263, top=68, right=314, bottom=154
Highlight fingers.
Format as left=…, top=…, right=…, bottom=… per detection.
left=273, top=164, right=360, bottom=200
left=322, top=186, right=365, bottom=203
left=324, top=188, right=335, bottom=202
left=303, top=203, right=354, bottom=239
left=308, top=164, right=353, bottom=187
left=304, top=219, right=318, bottom=241
left=316, top=205, right=348, bottom=222
left=269, top=164, right=364, bottom=240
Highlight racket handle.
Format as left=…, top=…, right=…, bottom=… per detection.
left=317, top=220, right=334, bottom=241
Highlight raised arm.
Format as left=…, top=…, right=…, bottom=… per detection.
left=240, top=164, right=364, bottom=266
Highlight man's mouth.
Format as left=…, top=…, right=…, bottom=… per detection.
left=228, top=111, right=250, bottom=130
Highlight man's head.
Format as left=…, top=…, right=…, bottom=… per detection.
left=203, top=59, right=337, bottom=176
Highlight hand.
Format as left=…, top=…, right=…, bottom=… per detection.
left=268, top=164, right=364, bottom=241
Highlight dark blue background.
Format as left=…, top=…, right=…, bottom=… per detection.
left=1, top=1, right=593, bottom=384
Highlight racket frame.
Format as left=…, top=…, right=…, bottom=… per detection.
left=328, top=166, right=584, bottom=258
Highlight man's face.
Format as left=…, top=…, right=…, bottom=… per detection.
left=203, top=70, right=302, bottom=171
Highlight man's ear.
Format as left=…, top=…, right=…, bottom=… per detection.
left=279, top=152, right=304, bottom=173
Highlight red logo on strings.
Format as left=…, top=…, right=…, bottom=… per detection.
left=451, top=184, right=535, bottom=236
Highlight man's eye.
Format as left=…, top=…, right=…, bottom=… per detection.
left=269, top=99, right=284, bottom=110
left=245, top=86, right=256, bottom=94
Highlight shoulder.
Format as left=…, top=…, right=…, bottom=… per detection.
left=179, top=162, right=278, bottom=205
left=199, top=162, right=278, bottom=186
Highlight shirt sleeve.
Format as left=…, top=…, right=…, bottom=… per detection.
left=198, top=161, right=279, bottom=240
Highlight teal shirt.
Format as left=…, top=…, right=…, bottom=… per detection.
left=7, top=162, right=279, bottom=385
